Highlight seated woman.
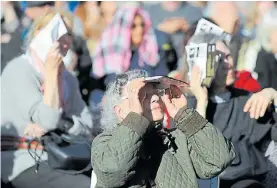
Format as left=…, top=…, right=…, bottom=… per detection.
left=179, top=33, right=277, bottom=188
left=1, top=9, right=93, bottom=188
left=91, top=69, right=235, bottom=187
left=91, top=6, right=177, bottom=87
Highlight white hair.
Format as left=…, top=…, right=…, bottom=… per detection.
left=100, top=69, right=148, bottom=132
left=257, top=8, right=277, bottom=52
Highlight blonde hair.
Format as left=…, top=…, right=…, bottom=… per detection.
left=24, top=8, right=74, bottom=50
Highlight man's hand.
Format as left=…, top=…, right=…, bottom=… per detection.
left=24, top=123, right=46, bottom=138
left=244, top=88, right=277, bottom=119
left=161, top=85, right=187, bottom=119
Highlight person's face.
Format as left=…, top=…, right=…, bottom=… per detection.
left=270, top=29, right=277, bottom=54
left=57, top=17, right=73, bottom=57
left=213, top=41, right=236, bottom=88
left=115, top=83, right=165, bottom=123
left=131, top=14, right=145, bottom=47
left=100, top=1, right=117, bottom=24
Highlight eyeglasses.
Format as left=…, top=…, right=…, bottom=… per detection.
left=121, top=88, right=172, bottom=100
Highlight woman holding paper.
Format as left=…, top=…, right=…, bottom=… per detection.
left=180, top=33, right=277, bottom=188
left=1, top=9, right=92, bottom=188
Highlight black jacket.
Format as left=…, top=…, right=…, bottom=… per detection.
left=187, top=88, right=276, bottom=180
left=255, top=48, right=277, bottom=90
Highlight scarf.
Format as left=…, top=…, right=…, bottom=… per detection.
left=91, top=7, right=160, bottom=78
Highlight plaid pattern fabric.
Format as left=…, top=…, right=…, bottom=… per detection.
left=91, top=7, right=160, bottom=78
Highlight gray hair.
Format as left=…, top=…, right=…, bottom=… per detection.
left=100, top=69, right=148, bottom=132
left=257, top=8, right=277, bottom=52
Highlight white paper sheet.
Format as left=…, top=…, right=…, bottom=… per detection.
left=185, top=43, right=208, bottom=82
left=195, top=18, right=232, bottom=43
left=30, top=14, right=68, bottom=63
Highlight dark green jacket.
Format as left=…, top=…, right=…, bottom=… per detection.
left=91, top=107, right=235, bottom=188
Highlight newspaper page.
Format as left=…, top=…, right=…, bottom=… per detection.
left=195, top=18, right=232, bottom=44
left=185, top=43, right=218, bottom=87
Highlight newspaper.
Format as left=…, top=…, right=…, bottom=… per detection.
left=30, top=14, right=68, bottom=63
left=185, top=43, right=219, bottom=87
left=195, top=18, right=232, bottom=44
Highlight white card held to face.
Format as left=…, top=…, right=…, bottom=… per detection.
left=195, top=18, right=232, bottom=44
left=185, top=43, right=208, bottom=82
left=185, top=43, right=219, bottom=87
left=30, top=14, right=68, bottom=63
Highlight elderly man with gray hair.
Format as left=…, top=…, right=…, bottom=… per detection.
left=91, top=69, right=235, bottom=187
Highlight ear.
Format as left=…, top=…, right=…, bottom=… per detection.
left=114, top=105, right=124, bottom=122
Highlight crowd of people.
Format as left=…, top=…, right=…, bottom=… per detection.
left=1, top=1, right=277, bottom=188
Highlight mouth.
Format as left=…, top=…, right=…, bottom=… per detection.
left=151, top=104, right=162, bottom=110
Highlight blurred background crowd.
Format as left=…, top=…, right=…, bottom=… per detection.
left=1, top=1, right=277, bottom=188
left=1, top=1, right=277, bottom=105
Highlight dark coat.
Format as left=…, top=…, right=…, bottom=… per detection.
left=254, top=48, right=277, bottom=90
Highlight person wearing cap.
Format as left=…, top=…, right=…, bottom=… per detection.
left=179, top=33, right=277, bottom=188
left=1, top=9, right=93, bottom=188
left=91, top=69, right=235, bottom=188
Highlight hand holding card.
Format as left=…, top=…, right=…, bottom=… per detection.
left=30, top=14, right=68, bottom=63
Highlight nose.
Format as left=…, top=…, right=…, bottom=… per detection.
left=151, top=94, right=160, bottom=103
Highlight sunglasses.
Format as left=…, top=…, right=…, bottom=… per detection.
left=131, top=23, right=145, bottom=29
left=120, top=87, right=174, bottom=100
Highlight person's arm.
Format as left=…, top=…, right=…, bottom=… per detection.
left=66, top=73, right=94, bottom=136
left=174, top=107, right=236, bottom=178
left=5, top=62, right=62, bottom=131
left=91, top=113, right=149, bottom=187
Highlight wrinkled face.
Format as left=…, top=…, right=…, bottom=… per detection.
left=131, top=14, right=145, bottom=47
left=270, top=29, right=277, bottom=54
left=115, top=83, right=165, bottom=123
left=213, top=41, right=236, bottom=88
